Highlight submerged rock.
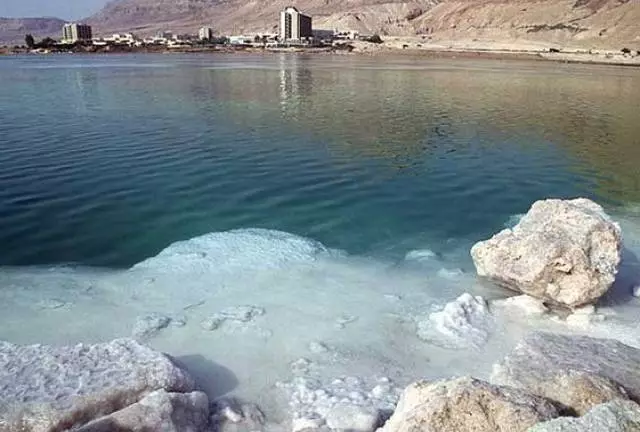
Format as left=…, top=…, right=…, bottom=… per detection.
left=217, top=305, right=265, bottom=322
left=528, top=400, right=640, bottom=432
left=0, top=338, right=194, bottom=431
left=308, top=341, right=330, bottom=354
left=200, top=305, right=265, bottom=331
left=132, top=313, right=172, bottom=339
left=471, top=198, right=622, bottom=308
left=335, top=314, right=358, bottom=329
left=77, top=389, right=210, bottom=432
left=416, top=293, right=492, bottom=349
left=380, top=377, right=559, bottom=432
left=201, top=315, right=225, bottom=331
left=37, top=298, right=69, bottom=310
left=210, top=397, right=266, bottom=432
left=491, top=332, right=640, bottom=403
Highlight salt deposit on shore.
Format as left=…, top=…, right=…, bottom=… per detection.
left=2, top=199, right=640, bottom=430
left=349, top=38, right=640, bottom=67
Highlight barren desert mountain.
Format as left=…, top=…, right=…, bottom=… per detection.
left=1, top=0, right=638, bottom=50
left=86, top=0, right=439, bottom=36
left=0, top=17, right=66, bottom=45
left=413, top=0, right=639, bottom=49
left=86, top=0, right=639, bottom=49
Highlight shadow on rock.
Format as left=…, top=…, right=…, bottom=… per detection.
left=171, top=354, right=239, bottom=399
left=77, top=418, right=150, bottom=432
left=600, top=247, right=640, bottom=307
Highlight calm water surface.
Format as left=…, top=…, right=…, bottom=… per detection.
left=1, top=53, right=639, bottom=267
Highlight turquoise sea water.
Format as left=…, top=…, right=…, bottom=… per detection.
left=1, top=53, right=639, bottom=268
left=3, top=53, right=640, bottom=425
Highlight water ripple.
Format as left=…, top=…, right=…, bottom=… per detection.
left=0, top=54, right=639, bottom=266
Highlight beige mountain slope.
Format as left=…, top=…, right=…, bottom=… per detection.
left=87, top=0, right=437, bottom=35
left=87, top=0, right=639, bottom=49
left=0, top=17, right=66, bottom=45
left=414, top=0, right=640, bottom=49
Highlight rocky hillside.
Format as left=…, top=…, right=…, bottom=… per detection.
left=86, top=0, right=440, bottom=36
left=2, top=0, right=637, bottom=49
left=0, top=17, right=65, bottom=45
left=413, top=0, right=640, bottom=50
left=85, top=0, right=639, bottom=49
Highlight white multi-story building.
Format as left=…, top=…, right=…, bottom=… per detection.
left=228, top=35, right=254, bottom=45
left=103, top=33, right=139, bottom=45
left=62, top=23, right=93, bottom=43
left=279, top=7, right=312, bottom=42
left=198, top=27, right=214, bottom=41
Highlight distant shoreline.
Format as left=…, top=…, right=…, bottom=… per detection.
left=2, top=43, right=639, bottom=68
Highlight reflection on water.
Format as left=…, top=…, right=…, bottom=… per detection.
left=184, top=55, right=640, bottom=202
left=0, top=54, right=639, bottom=266
left=279, top=54, right=314, bottom=115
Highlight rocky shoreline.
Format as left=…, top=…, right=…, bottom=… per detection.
left=2, top=198, right=640, bottom=431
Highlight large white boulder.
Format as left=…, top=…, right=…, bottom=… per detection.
left=77, top=390, right=210, bottom=432
left=0, top=338, right=195, bottom=431
left=471, top=198, right=622, bottom=307
left=380, top=377, right=559, bottom=432
left=527, top=400, right=640, bottom=432
left=492, top=332, right=640, bottom=403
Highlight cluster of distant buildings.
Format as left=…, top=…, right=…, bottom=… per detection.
left=59, top=6, right=363, bottom=49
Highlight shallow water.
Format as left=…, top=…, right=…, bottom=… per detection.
left=1, top=53, right=640, bottom=427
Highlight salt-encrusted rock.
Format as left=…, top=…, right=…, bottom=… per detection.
left=492, top=332, right=640, bottom=402
left=416, top=293, right=492, bottom=349
left=77, top=390, right=210, bottom=432
left=217, top=305, right=265, bottom=322
left=381, top=377, right=559, bottom=432
left=290, top=358, right=312, bottom=375
left=325, top=404, right=380, bottom=431
left=565, top=305, right=606, bottom=327
left=335, top=314, right=358, bottom=329
left=279, top=376, right=400, bottom=432
left=309, top=341, right=329, bottom=353
left=405, top=249, right=438, bottom=262
left=0, top=338, right=194, bottom=431
left=171, top=315, right=188, bottom=328
left=210, top=397, right=266, bottom=432
left=512, top=370, right=628, bottom=416
left=437, top=268, right=465, bottom=279
left=492, top=295, right=548, bottom=316
left=200, top=305, right=265, bottom=331
left=37, top=298, right=68, bottom=310
left=132, top=313, right=172, bottom=339
left=527, top=400, right=640, bottom=432
left=201, top=315, right=225, bottom=331
left=471, top=198, right=622, bottom=307
left=292, top=415, right=325, bottom=432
